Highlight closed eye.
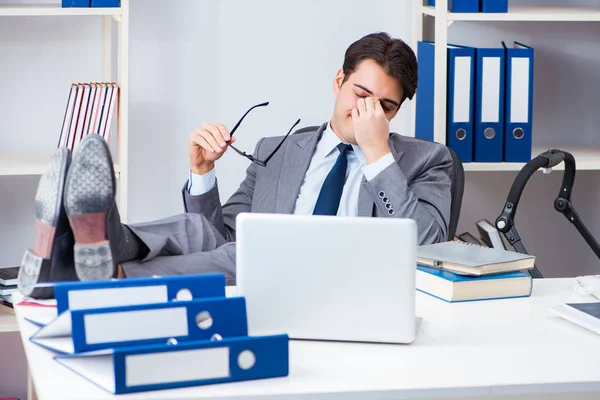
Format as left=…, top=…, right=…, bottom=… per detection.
left=356, top=93, right=391, bottom=112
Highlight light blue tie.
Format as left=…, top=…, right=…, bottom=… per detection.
left=312, top=143, right=353, bottom=216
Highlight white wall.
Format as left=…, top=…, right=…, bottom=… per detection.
left=0, top=0, right=599, bottom=280
left=128, top=0, right=413, bottom=223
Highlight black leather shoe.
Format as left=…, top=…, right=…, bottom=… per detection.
left=18, top=148, right=78, bottom=299
left=64, top=134, right=132, bottom=281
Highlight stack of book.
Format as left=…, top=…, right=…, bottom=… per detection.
left=416, top=241, right=535, bottom=302
left=0, top=266, right=19, bottom=307
left=58, top=82, right=119, bottom=151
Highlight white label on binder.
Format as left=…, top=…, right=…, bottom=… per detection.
left=453, top=57, right=472, bottom=123
left=481, top=57, right=501, bottom=123
left=68, top=285, right=169, bottom=311
left=511, top=57, right=530, bottom=123
left=125, top=347, right=230, bottom=386
left=84, top=307, right=189, bottom=344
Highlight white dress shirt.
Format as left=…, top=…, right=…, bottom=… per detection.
left=188, top=122, right=394, bottom=216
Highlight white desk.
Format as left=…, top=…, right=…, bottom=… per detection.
left=13, top=278, right=600, bottom=400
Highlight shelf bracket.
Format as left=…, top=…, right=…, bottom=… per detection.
left=112, top=14, right=121, bottom=23
left=447, top=20, right=454, bottom=27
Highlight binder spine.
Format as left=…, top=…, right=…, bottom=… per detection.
left=504, top=43, right=534, bottom=162
left=55, top=273, right=226, bottom=314
left=474, top=48, right=505, bottom=162
left=447, top=46, right=475, bottom=162
left=112, top=335, right=289, bottom=394
left=70, top=297, right=248, bottom=353
left=415, top=41, right=435, bottom=141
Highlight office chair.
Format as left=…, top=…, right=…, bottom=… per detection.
left=293, top=126, right=465, bottom=241
left=446, top=147, right=465, bottom=241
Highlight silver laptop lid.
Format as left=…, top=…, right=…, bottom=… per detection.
left=236, top=213, right=417, bottom=344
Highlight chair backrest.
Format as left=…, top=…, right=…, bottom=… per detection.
left=293, top=126, right=465, bottom=241
left=445, top=147, right=465, bottom=241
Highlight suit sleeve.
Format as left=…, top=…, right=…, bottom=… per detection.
left=181, top=138, right=265, bottom=241
left=362, top=145, right=453, bottom=245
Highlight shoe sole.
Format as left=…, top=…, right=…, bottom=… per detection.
left=64, top=135, right=116, bottom=281
left=18, top=148, right=70, bottom=297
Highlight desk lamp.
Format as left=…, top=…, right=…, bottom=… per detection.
left=494, top=149, right=600, bottom=279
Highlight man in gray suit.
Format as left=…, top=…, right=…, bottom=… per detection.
left=19, top=32, right=452, bottom=297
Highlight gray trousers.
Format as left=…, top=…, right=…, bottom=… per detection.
left=121, top=214, right=237, bottom=285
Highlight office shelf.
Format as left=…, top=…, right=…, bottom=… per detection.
left=463, top=146, right=600, bottom=172
left=0, top=152, right=121, bottom=176
left=1, top=1, right=129, bottom=219
left=410, top=1, right=600, bottom=172
left=0, top=3, right=121, bottom=17
left=422, top=5, right=600, bottom=22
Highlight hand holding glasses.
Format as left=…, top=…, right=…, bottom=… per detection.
left=189, top=102, right=300, bottom=171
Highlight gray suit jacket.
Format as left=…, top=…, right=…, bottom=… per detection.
left=182, top=123, right=453, bottom=245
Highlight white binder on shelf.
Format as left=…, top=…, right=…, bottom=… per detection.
left=81, top=82, right=98, bottom=137
left=24, top=274, right=226, bottom=327
left=58, top=84, right=77, bottom=148
left=54, top=334, right=289, bottom=394
left=97, top=83, right=115, bottom=140
left=66, top=83, right=85, bottom=151
left=72, top=83, right=92, bottom=150
left=102, top=83, right=119, bottom=141
left=90, top=82, right=108, bottom=135
left=30, top=297, right=248, bottom=354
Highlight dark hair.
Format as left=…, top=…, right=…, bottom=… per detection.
left=342, top=32, right=418, bottom=107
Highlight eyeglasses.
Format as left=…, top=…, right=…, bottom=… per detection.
left=228, top=102, right=300, bottom=167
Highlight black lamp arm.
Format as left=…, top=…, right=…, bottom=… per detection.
left=493, top=149, right=599, bottom=279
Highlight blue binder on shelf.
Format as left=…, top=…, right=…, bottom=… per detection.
left=447, top=44, right=475, bottom=162
left=503, top=41, right=534, bottom=162
left=30, top=297, right=247, bottom=354
left=427, top=0, right=479, bottom=12
left=481, top=0, right=508, bottom=13
left=25, top=274, right=226, bottom=327
left=91, top=0, right=120, bottom=6
left=54, top=334, right=289, bottom=394
left=415, top=41, right=436, bottom=142
left=474, top=47, right=505, bottom=162
left=415, top=41, right=475, bottom=163
left=62, top=0, right=91, bottom=7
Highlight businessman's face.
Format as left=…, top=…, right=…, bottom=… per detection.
left=331, top=59, right=403, bottom=144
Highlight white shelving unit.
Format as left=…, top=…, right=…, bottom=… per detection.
left=0, top=1, right=129, bottom=219
left=422, top=5, right=600, bottom=21
left=411, top=0, right=600, bottom=172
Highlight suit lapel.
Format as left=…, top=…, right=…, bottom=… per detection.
left=275, top=123, right=326, bottom=213
left=357, top=135, right=405, bottom=217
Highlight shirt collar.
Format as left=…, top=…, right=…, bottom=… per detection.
left=322, top=121, right=365, bottom=162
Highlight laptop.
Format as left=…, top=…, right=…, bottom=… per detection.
left=236, top=213, right=418, bottom=344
